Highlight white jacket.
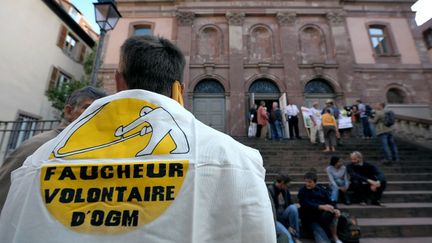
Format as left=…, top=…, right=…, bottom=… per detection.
left=0, top=90, right=275, bottom=243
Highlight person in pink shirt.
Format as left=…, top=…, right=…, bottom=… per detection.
left=257, top=101, right=269, bottom=139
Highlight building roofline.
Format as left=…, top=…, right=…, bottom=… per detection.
left=42, top=0, right=96, bottom=48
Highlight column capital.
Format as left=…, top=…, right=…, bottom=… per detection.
left=226, top=12, right=245, bottom=26
left=276, top=12, right=297, bottom=26
left=326, top=11, right=346, bottom=26
left=176, top=11, right=195, bottom=26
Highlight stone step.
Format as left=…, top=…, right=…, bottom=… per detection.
left=288, top=191, right=432, bottom=203
left=266, top=173, right=432, bottom=182
left=299, top=237, right=432, bottom=243
left=264, top=159, right=432, bottom=169
left=260, top=155, right=432, bottom=161
left=266, top=181, right=432, bottom=191
left=338, top=203, right=432, bottom=218
left=265, top=166, right=432, bottom=174
left=358, top=218, right=432, bottom=237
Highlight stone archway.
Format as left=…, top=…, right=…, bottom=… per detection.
left=304, top=78, right=336, bottom=108
left=248, top=78, right=281, bottom=110
left=386, top=88, right=406, bottom=104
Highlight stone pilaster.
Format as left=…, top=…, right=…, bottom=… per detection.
left=226, top=12, right=245, bottom=136
left=276, top=12, right=302, bottom=104
left=176, top=11, right=195, bottom=108
left=326, top=11, right=353, bottom=104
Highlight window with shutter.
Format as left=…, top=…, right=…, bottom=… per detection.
left=79, top=45, right=86, bottom=63
left=48, top=67, right=71, bottom=90
left=49, top=67, right=59, bottom=89
left=57, top=25, right=68, bottom=49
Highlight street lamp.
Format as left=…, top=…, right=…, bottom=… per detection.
left=91, top=0, right=122, bottom=86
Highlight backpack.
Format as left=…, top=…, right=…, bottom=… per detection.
left=337, top=212, right=361, bottom=243
left=365, top=105, right=373, bottom=117
left=384, top=110, right=395, bottom=127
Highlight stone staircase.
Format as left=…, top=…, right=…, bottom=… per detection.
left=235, top=137, right=432, bottom=242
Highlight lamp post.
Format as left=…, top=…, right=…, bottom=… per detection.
left=90, top=0, right=122, bottom=86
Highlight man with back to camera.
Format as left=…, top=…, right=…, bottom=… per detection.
left=0, top=35, right=275, bottom=243
left=0, top=86, right=106, bottom=212
left=371, top=102, right=399, bottom=165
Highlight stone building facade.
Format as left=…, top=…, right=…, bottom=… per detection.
left=100, top=0, right=432, bottom=136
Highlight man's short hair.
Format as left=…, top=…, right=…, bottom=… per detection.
left=304, top=171, right=317, bottom=183
left=350, top=151, right=363, bottom=161
left=66, top=86, right=106, bottom=107
left=275, top=174, right=291, bottom=184
left=119, top=35, right=186, bottom=96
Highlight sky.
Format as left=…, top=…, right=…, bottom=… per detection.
left=71, top=0, right=432, bottom=34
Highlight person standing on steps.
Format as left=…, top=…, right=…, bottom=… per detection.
left=308, top=101, right=325, bottom=146
left=257, top=101, right=269, bottom=139
left=270, top=102, right=284, bottom=141
left=284, top=101, right=301, bottom=139
left=371, top=102, right=399, bottom=165
left=321, top=109, right=339, bottom=152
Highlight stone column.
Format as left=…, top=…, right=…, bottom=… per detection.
left=176, top=11, right=195, bottom=108
left=326, top=11, right=352, bottom=104
left=226, top=12, right=245, bottom=136
left=276, top=12, right=302, bottom=104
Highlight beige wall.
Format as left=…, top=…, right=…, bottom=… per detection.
left=0, top=0, right=88, bottom=121
left=103, top=18, right=174, bottom=67
left=347, top=17, right=421, bottom=64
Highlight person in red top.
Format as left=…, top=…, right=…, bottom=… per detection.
left=257, top=101, right=269, bottom=139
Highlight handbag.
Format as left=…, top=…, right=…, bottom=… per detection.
left=248, top=123, right=257, bottom=137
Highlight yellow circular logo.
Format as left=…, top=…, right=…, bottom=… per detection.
left=40, top=161, right=189, bottom=234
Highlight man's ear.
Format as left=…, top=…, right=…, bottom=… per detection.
left=115, top=70, right=128, bottom=91
left=63, top=104, right=73, bottom=123
left=180, top=83, right=184, bottom=95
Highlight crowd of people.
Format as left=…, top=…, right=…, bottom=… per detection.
left=0, top=34, right=397, bottom=243
left=270, top=151, right=387, bottom=243
left=249, top=98, right=400, bottom=164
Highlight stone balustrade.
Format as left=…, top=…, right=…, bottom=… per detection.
left=393, top=114, right=432, bottom=150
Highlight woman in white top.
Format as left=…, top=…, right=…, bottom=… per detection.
left=326, top=156, right=351, bottom=205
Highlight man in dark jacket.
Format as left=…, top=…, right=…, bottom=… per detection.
left=0, top=86, right=106, bottom=211
left=268, top=174, right=300, bottom=241
left=347, top=151, right=387, bottom=206
left=298, top=171, right=342, bottom=243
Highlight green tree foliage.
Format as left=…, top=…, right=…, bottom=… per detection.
left=46, top=79, right=90, bottom=112
left=45, top=50, right=100, bottom=115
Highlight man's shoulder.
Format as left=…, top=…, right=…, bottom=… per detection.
left=195, top=123, right=263, bottom=170
left=5, top=130, right=59, bottom=159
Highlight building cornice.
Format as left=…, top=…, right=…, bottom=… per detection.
left=42, top=0, right=96, bottom=48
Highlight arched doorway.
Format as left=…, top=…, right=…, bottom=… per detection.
left=193, top=79, right=226, bottom=132
left=386, top=88, right=406, bottom=104
left=248, top=78, right=288, bottom=138
left=248, top=78, right=281, bottom=109
left=304, top=79, right=336, bottom=108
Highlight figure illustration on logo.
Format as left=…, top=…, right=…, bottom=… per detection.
left=115, top=106, right=189, bottom=156
left=52, top=100, right=190, bottom=158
